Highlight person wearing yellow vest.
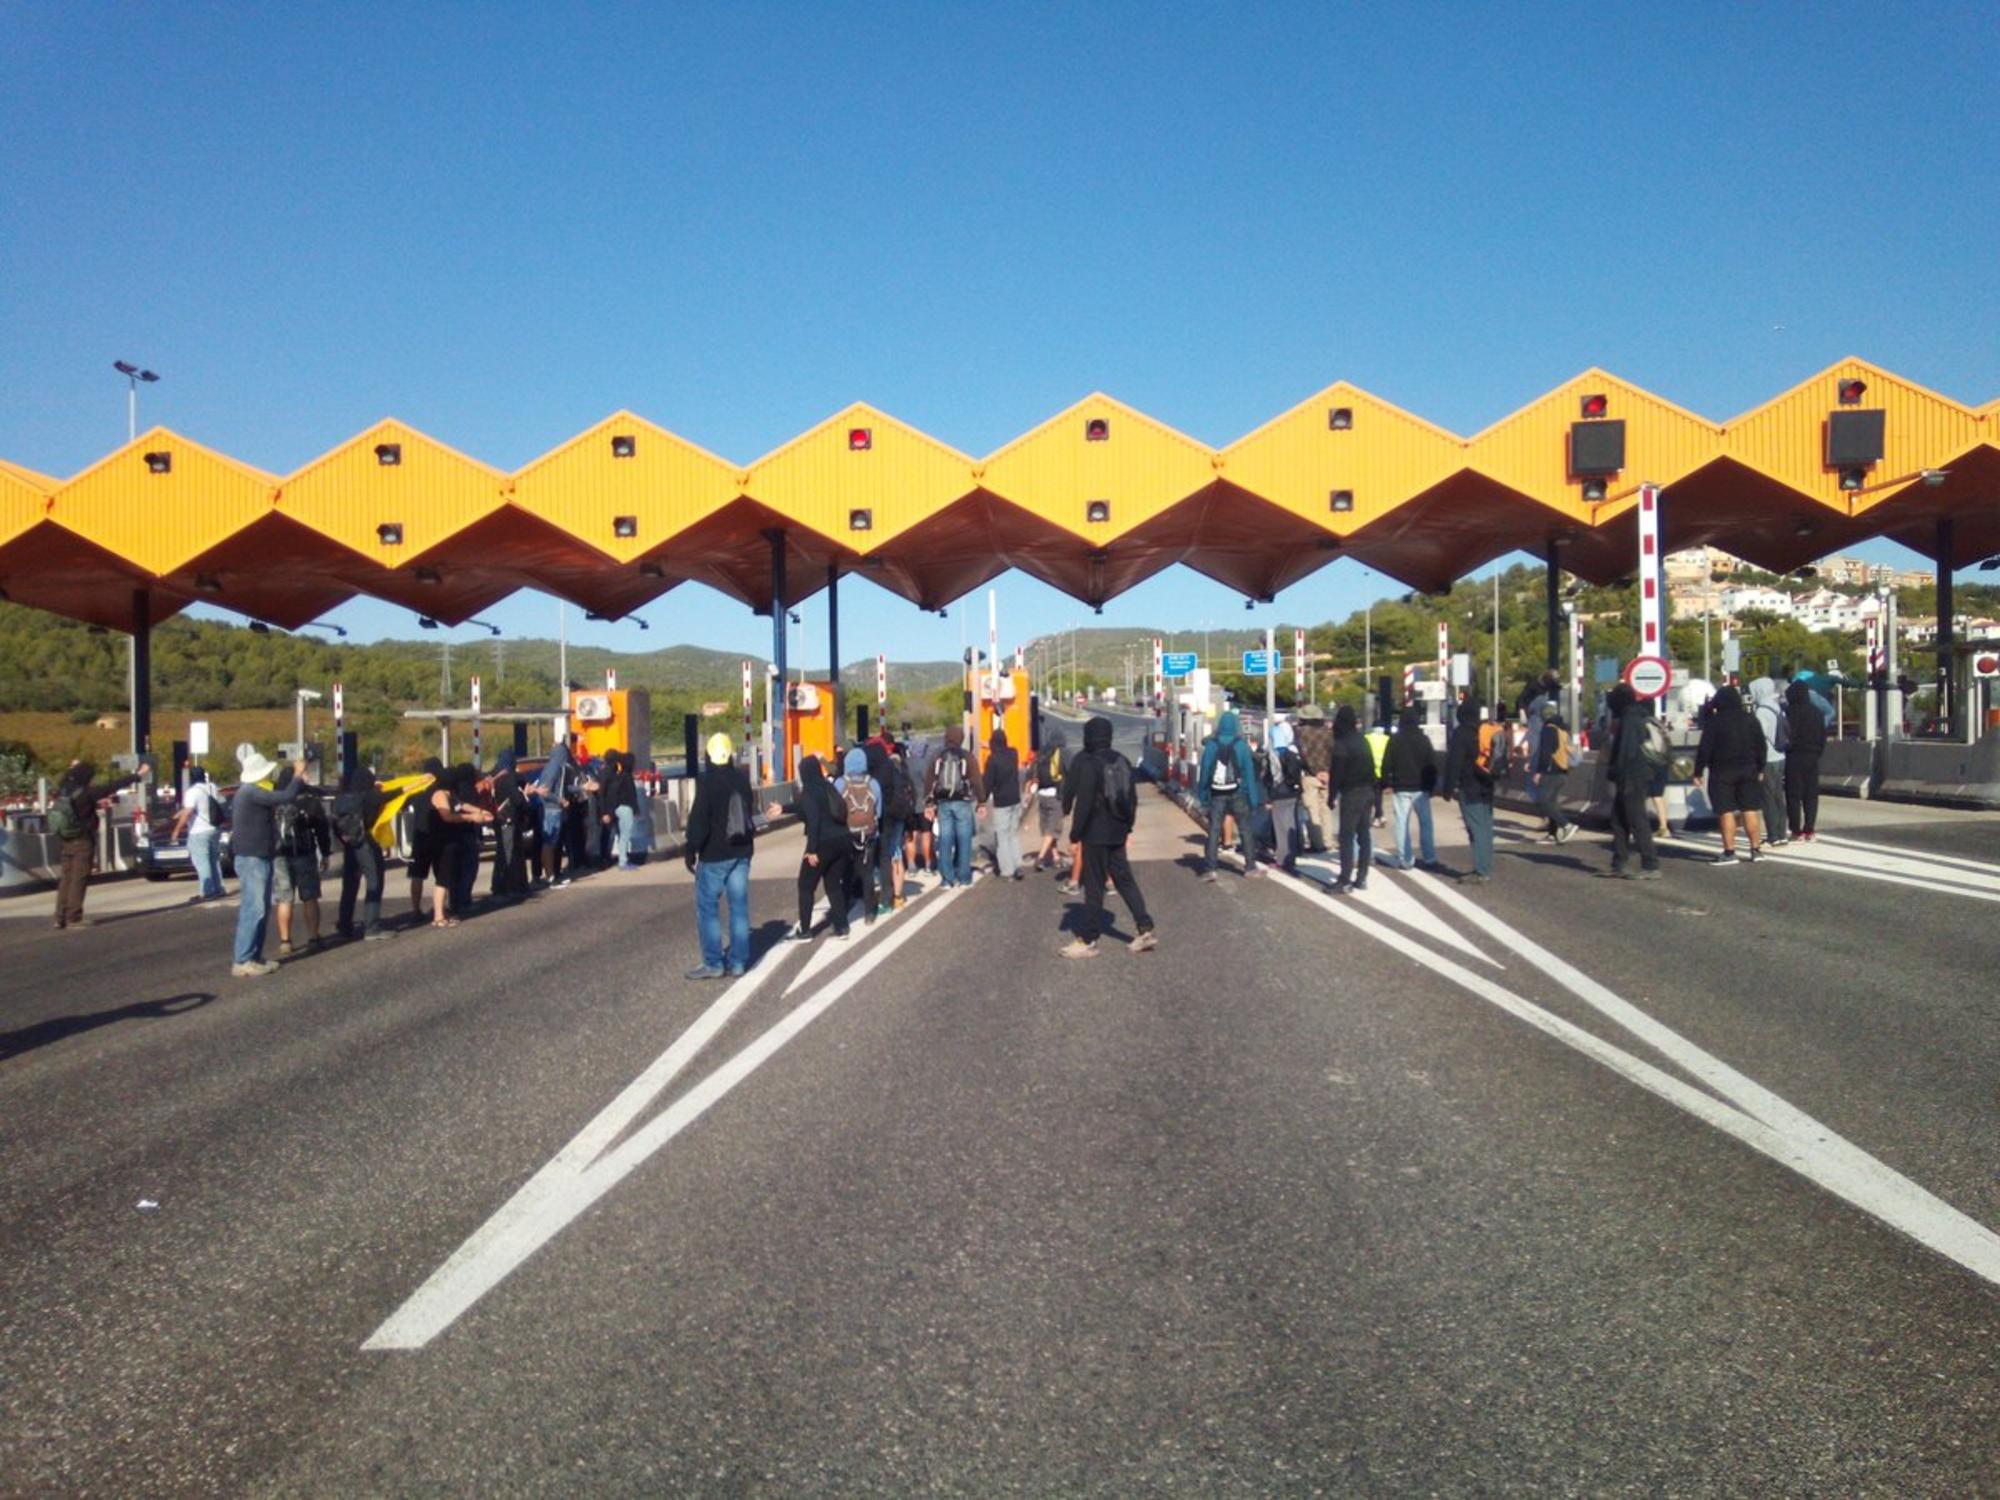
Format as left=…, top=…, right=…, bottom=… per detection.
left=1364, top=720, right=1391, bottom=829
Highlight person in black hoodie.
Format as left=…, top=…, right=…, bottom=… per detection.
left=1328, top=706, right=1377, bottom=891
left=1604, top=685, right=1662, bottom=879
left=1440, top=699, right=1495, bottom=882
left=1058, top=715, right=1156, bottom=958
left=1693, top=684, right=1767, bottom=864
left=684, top=732, right=757, bottom=979
left=787, top=754, right=853, bottom=941
left=1384, top=705, right=1438, bottom=870
left=334, top=764, right=392, bottom=941
left=487, top=748, right=531, bottom=899
left=1783, top=680, right=1828, bottom=841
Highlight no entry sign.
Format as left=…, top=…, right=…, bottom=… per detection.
left=1622, top=654, right=1672, bottom=700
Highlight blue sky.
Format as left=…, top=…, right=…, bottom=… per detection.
left=4, top=2, right=1995, bottom=666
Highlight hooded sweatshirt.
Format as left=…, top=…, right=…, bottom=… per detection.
left=1442, top=700, right=1493, bottom=803
left=795, top=755, right=849, bottom=854
left=55, top=761, right=141, bottom=840
left=1784, top=681, right=1827, bottom=757
left=1197, top=711, right=1263, bottom=807
left=985, top=728, right=1022, bottom=808
left=1748, top=677, right=1788, bottom=764
left=684, top=749, right=756, bottom=865
left=837, top=745, right=882, bottom=820
left=1328, top=706, right=1376, bottom=792
left=927, top=723, right=982, bottom=803
left=1062, top=715, right=1132, bottom=845
left=1386, top=707, right=1437, bottom=792
left=1694, top=685, right=1767, bottom=777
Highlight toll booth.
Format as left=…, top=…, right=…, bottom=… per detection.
left=568, top=688, right=652, bottom=766
left=782, top=680, right=839, bottom=779
left=977, top=667, right=1033, bottom=754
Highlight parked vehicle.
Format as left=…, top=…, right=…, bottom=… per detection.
left=133, top=783, right=236, bottom=880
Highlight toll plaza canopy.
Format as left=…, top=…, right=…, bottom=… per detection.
left=1, top=357, right=1995, bottom=633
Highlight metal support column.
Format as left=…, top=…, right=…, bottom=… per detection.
left=1935, top=519, right=1954, bottom=737
left=1544, top=542, right=1562, bottom=671
left=767, top=531, right=789, bottom=780
left=826, top=564, right=843, bottom=743
left=130, top=588, right=153, bottom=757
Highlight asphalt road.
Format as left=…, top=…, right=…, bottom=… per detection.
left=2, top=788, right=1997, bottom=1495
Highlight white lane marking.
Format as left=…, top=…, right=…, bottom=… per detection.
left=1317, top=870, right=2000, bottom=1288
left=1286, top=853, right=1502, bottom=969
left=1810, top=832, right=2000, bottom=877
left=1675, top=834, right=2000, bottom=905
left=364, top=885, right=968, bottom=1350
left=786, top=881, right=934, bottom=996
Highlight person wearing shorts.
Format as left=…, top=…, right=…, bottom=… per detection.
left=1693, top=685, right=1767, bottom=864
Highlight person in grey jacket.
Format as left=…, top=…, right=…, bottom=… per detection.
left=1747, top=676, right=1790, bottom=847
left=229, top=744, right=308, bottom=977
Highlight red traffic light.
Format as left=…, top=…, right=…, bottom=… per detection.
left=848, top=428, right=872, bottom=451
left=1579, top=393, right=1609, bottom=419
left=1838, top=379, right=1867, bottom=405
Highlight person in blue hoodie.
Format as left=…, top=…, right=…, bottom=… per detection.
left=836, top=745, right=885, bottom=923
left=1197, top=709, right=1263, bottom=882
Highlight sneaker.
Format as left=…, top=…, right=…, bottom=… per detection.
left=684, top=963, right=725, bottom=981
left=1462, top=872, right=1492, bottom=884
left=1201, top=870, right=1219, bottom=884
left=278, top=940, right=294, bottom=957
left=1058, top=938, right=1100, bottom=959
left=786, top=923, right=811, bottom=942
left=726, top=968, right=746, bottom=978
left=1748, top=846, right=1763, bottom=862
left=1243, top=865, right=1263, bottom=879
left=552, top=877, right=572, bottom=889
left=1059, top=882, right=1082, bottom=895
left=1538, top=833, right=1558, bottom=845
left=833, top=928, right=851, bottom=941
left=1555, top=823, right=1576, bottom=844
left=363, top=928, right=392, bottom=941
left=1350, top=879, right=1368, bottom=892
left=1766, top=836, right=1790, bottom=849
left=1710, top=850, right=1741, bottom=865
left=1129, top=930, right=1158, bottom=954
left=893, top=896, right=907, bottom=909
left=1635, top=867, right=1664, bottom=881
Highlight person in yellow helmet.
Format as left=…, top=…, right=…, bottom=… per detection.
left=684, top=732, right=757, bottom=979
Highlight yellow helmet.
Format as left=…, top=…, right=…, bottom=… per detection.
left=705, top=732, right=734, bottom=764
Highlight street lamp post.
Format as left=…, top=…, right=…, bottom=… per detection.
left=294, top=689, right=323, bottom=760
left=113, top=360, right=159, bottom=442
left=113, top=362, right=160, bottom=758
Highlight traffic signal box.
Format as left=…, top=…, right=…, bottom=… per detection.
left=783, top=680, right=839, bottom=780
left=568, top=688, right=653, bottom=767
left=977, top=667, right=1033, bottom=755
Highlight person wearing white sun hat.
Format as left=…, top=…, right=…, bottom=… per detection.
left=228, top=742, right=308, bottom=978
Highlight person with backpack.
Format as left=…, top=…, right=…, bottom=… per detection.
left=684, top=732, right=757, bottom=978
left=1748, top=676, right=1791, bottom=848
left=1693, top=684, right=1767, bottom=865
left=1293, top=704, right=1334, bottom=854
left=228, top=744, right=308, bottom=976
left=925, top=723, right=983, bottom=889
left=48, top=759, right=147, bottom=930
left=787, top=754, right=854, bottom=941
left=1264, top=719, right=1306, bottom=873
left=1384, top=705, right=1438, bottom=870
left=1031, top=727, right=1070, bottom=874
left=1605, top=685, right=1666, bottom=879
left=1328, top=705, right=1377, bottom=892
left=1530, top=700, right=1577, bottom=844
left=1782, top=679, right=1827, bottom=841
left=835, top=745, right=884, bottom=923
left=333, top=764, right=393, bottom=941
left=169, top=766, right=227, bottom=902
left=271, top=759, right=334, bottom=956
left=1196, top=710, right=1262, bottom=882
left=984, top=727, right=1028, bottom=880
left=1058, top=715, right=1157, bottom=958
left=529, top=741, right=574, bottom=889
left=866, top=731, right=913, bottom=911
left=1440, top=700, right=1497, bottom=883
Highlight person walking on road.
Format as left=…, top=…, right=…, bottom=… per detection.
left=1695, top=684, right=1767, bottom=865
left=836, top=746, right=884, bottom=923
left=333, top=764, right=392, bottom=941
left=865, top=731, right=913, bottom=909
left=1384, top=705, right=1438, bottom=870
left=229, top=744, right=307, bottom=976
left=984, top=728, right=1027, bottom=879
left=530, top=741, right=574, bottom=889
left=1294, top=704, right=1334, bottom=854
left=1197, top=709, right=1262, bottom=881
left=684, top=733, right=757, bottom=978
left=1328, top=705, right=1377, bottom=891
left=788, top=754, right=853, bottom=941
left=1783, top=679, right=1827, bottom=841
left=1749, top=675, right=1791, bottom=847
left=49, top=759, right=147, bottom=930
left=1059, top=715, right=1157, bottom=958
left=1440, top=700, right=1496, bottom=883
left=1604, top=685, right=1663, bottom=879
left=169, top=766, right=226, bottom=901
left=1031, top=727, right=1070, bottom=875
left=271, top=760, right=333, bottom=955
left=1364, top=718, right=1391, bottom=829
left=1530, top=700, right=1577, bottom=844
left=926, top=724, right=983, bottom=889
left=1264, top=719, right=1305, bottom=873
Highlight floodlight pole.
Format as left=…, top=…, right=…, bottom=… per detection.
left=1545, top=542, right=1562, bottom=671
left=827, top=565, right=842, bottom=736
left=1936, top=519, right=1955, bottom=737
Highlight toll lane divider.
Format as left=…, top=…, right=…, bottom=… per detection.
left=364, top=883, right=967, bottom=1351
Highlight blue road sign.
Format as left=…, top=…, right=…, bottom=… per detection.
left=1242, top=650, right=1283, bottom=675
left=1161, top=651, right=1198, bottom=677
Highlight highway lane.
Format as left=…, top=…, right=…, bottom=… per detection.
left=1, top=794, right=1997, bottom=1494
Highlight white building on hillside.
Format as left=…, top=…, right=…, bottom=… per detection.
left=1720, top=585, right=1792, bottom=617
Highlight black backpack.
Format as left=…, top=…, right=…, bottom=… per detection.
left=274, top=800, right=302, bottom=856
left=885, top=759, right=918, bottom=822
left=332, top=791, right=370, bottom=848
left=1097, top=751, right=1137, bottom=825
left=723, top=785, right=752, bottom=847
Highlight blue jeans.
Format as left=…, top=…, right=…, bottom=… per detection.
left=1458, top=798, right=1494, bottom=878
left=189, top=828, right=224, bottom=899
left=695, top=856, right=751, bottom=972
left=233, top=855, right=273, bottom=965
left=935, top=799, right=975, bottom=886
left=1392, top=790, right=1436, bottom=867
left=614, top=805, right=635, bottom=864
